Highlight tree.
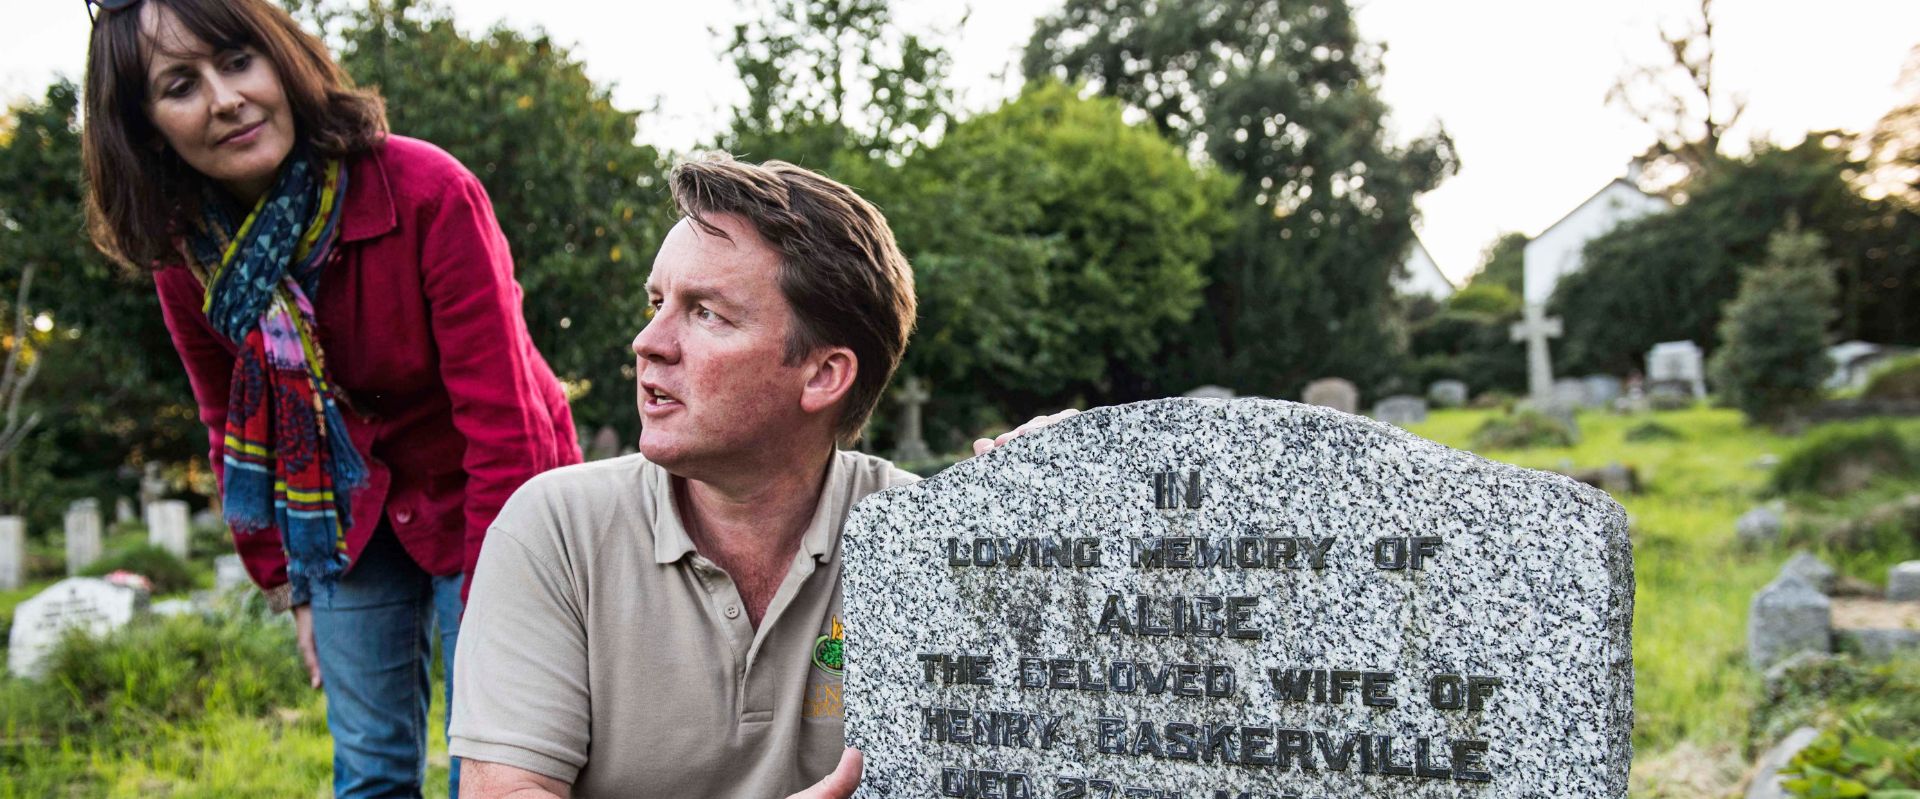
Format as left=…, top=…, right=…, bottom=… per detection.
left=1468, top=232, right=1527, bottom=296
left=718, top=0, right=952, bottom=172
left=1708, top=227, right=1836, bottom=424
left=1864, top=45, right=1920, bottom=210
left=1406, top=283, right=1526, bottom=397
left=1024, top=0, right=1458, bottom=400
left=333, top=2, right=675, bottom=441
left=882, top=81, right=1234, bottom=441
left=0, top=82, right=202, bottom=527
left=1607, top=0, right=1746, bottom=192
left=1552, top=138, right=1906, bottom=375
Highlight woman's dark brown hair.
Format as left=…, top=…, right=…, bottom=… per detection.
left=82, top=0, right=387, bottom=270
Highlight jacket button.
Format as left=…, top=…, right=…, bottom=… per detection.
left=394, top=508, right=413, bottom=525
left=724, top=605, right=740, bottom=620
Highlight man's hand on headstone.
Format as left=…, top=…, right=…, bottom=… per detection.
left=787, top=747, right=862, bottom=799
left=972, top=409, right=1080, bottom=456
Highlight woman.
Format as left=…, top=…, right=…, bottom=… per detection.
left=81, top=0, right=582, bottom=795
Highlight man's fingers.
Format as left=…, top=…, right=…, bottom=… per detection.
left=790, top=747, right=863, bottom=799
left=972, top=438, right=994, bottom=456
left=973, top=409, right=1083, bottom=456
left=293, top=606, right=323, bottom=689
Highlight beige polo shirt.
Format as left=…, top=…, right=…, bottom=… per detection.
left=449, top=450, right=917, bottom=796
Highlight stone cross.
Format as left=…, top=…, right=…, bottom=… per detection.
left=146, top=500, right=191, bottom=560
left=843, top=398, right=1635, bottom=797
left=0, top=516, right=24, bottom=592
left=890, top=376, right=932, bottom=464
left=1509, top=306, right=1564, bottom=403
left=64, top=499, right=103, bottom=576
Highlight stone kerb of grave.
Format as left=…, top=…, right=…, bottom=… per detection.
left=8, top=576, right=147, bottom=678
left=843, top=397, right=1635, bottom=798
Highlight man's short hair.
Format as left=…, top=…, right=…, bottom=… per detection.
left=669, top=153, right=917, bottom=445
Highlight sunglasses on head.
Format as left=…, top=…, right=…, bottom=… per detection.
left=85, top=0, right=141, bottom=24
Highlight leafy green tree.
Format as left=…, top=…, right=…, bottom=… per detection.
left=1552, top=138, right=1909, bottom=375
left=1024, top=0, right=1458, bottom=399
left=1406, top=283, right=1526, bottom=396
left=1468, top=232, right=1527, bottom=296
left=718, top=0, right=952, bottom=171
left=1708, top=227, right=1837, bottom=424
left=882, top=81, right=1234, bottom=440
left=0, top=83, right=201, bottom=527
left=334, top=2, right=674, bottom=440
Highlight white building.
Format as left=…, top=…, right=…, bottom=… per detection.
left=1395, top=236, right=1456, bottom=302
left=1522, top=177, right=1670, bottom=308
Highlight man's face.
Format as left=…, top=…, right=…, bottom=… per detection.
left=634, top=214, right=814, bottom=475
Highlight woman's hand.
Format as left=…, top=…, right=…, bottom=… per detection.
left=972, top=409, right=1081, bottom=456
left=292, top=604, right=323, bottom=689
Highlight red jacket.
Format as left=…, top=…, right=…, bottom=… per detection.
left=155, top=135, right=582, bottom=602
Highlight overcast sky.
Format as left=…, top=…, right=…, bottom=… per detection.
left=6, top=0, right=1917, bottom=284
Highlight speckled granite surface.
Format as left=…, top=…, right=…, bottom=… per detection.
left=843, top=399, right=1632, bottom=798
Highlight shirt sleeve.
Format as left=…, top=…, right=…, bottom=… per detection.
left=448, top=484, right=591, bottom=784
left=416, top=169, right=567, bottom=602
left=153, top=268, right=295, bottom=595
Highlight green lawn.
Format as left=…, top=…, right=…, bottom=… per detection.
left=1409, top=406, right=1920, bottom=756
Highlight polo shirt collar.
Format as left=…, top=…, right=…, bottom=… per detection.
left=650, top=450, right=849, bottom=565
left=339, top=142, right=397, bottom=243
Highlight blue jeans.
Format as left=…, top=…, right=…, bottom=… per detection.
left=310, top=525, right=463, bottom=798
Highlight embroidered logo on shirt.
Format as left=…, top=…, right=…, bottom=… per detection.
left=811, top=616, right=844, bottom=677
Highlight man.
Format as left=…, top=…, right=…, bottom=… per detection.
left=450, top=153, right=1065, bottom=798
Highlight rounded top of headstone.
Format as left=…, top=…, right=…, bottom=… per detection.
left=1754, top=572, right=1831, bottom=608
left=1780, top=552, right=1836, bottom=591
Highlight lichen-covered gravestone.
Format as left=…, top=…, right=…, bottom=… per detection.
left=844, top=398, right=1634, bottom=799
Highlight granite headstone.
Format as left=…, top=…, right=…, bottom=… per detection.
left=64, top=499, right=103, bottom=576
left=1300, top=379, right=1359, bottom=415
left=0, top=516, right=23, bottom=592
left=8, top=576, right=146, bottom=678
left=843, top=398, right=1635, bottom=798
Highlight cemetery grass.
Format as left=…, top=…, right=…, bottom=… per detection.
left=1409, top=407, right=1920, bottom=759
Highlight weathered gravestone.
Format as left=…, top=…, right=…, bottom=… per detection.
left=1372, top=395, right=1428, bottom=427
left=1300, top=379, right=1359, bottom=416
left=1183, top=386, right=1238, bottom=401
left=64, top=499, right=103, bottom=576
left=1551, top=378, right=1592, bottom=410
left=1425, top=381, right=1467, bottom=409
left=8, top=576, right=147, bottom=678
left=1645, top=342, right=1705, bottom=400
left=1581, top=376, right=1622, bottom=410
left=147, top=500, right=191, bottom=560
left=0, top=516, right=24, bottom=592
left=844, top=398, right=1635, bottom=798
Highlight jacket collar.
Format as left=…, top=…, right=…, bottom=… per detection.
left=339, top=139, right=397, bottom=243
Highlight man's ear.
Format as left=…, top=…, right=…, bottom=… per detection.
left=800, top=347, right=858, bottom=416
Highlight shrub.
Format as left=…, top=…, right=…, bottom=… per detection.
left=1470, top=409, right=1577, bottom=450
left=1707, top=228, right=1838, bottom=425
left=1863, top=353, right=1920, bottom=401
left=1768, top=422, right=1919, bottom=497
left=1624, top=420, right=1684, bottom=442
left=0, top=598, right=304, bottom=753
left=1778, top=725, right=1920, bottom=797
left=1752, top=653, right=1920, bottom=751
left=80, top=543, right=197, bottom=595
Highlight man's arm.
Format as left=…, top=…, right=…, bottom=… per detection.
left=461, top=761, right=570, bottom=798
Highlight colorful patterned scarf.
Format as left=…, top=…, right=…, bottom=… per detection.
left=184, top=149, right=365, bottom=594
